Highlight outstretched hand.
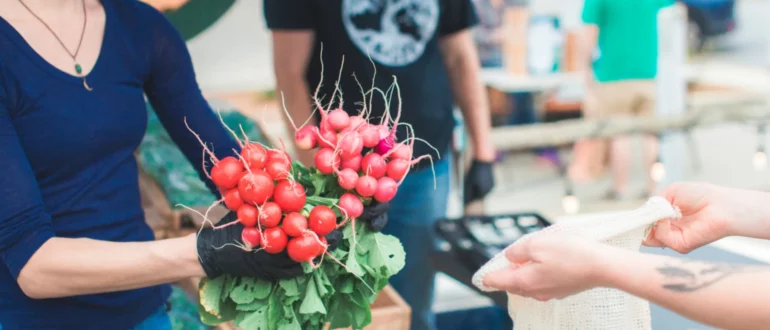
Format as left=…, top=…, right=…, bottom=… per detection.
left=643, top=182, right=770, bottom=253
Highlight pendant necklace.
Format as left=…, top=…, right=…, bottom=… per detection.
left=18, top=0, right=92, bottom=91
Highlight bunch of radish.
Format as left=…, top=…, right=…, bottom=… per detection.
left=187, top=70, right=432, bottom=268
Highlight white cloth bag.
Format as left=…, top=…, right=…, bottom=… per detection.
left=472, top=197, right=681, bottom=330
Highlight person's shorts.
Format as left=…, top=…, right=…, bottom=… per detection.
left=583, top=80, right=656, bottom=118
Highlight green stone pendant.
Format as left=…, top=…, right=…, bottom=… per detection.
left=75, top=63, right=82, bottom=75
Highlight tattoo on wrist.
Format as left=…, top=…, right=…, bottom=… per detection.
left=656, top=259, right=751, bottom=292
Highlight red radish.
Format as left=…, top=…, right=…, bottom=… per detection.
left=388, top=143, right=412, bottom=160
left=355, top=175, right=378, bottom=197
left=336, top=168, right=358, bottom=190
left=374, top=177, right=398, bottom=203
left=210, top=156, right=244, bottom=189
left=317, top=127, right=338, bottom=149
left=273, top=180, right=306, bottom=212
left=315, top=148, right=340, bottom=175
left=223, top=189, right=243, bottom=211
left=267, top=149, right=292, bottom=164
left=282, top=212, right=309, bottom=237
left=258, top=202, right=282, bottom=228
left=238, top=170, right=274, bottom=205
left=262, top=227, right=288, bottom=254
left=387, top=158, right=409, bottom=181
left=241, top=227, right=261, bottom=249
left=241, top=143, right=267, bottom=170
left=348, top=116, right=365, bottom=131
left=359, top=124, right=380, bottom=148
left=309, top=205, right=337, bottom=236
left=327, top=109, right=350, bottom=131
left=265, top=159, right=291, bottom=181
left=237, top=204, right=258, bottom=227
left=374, top=136, right=395, bottom=156
left=338, top=193, right=364, bottom=219
left=337, top=132, right=364, bottom=159
left=361, top=153, right=387, bottom=178
left=341, top=154, right=362, bottom=172
left=287, top=234, right=323, bottom=262
left=295, top=126, right=317, bottom=150
left=377, top=125, right=391, bottom=140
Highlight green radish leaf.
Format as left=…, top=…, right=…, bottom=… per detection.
left=230, top=277, right=273, bottom=304
left=235, top=305, right=269, bottom=329
left=361, top=233, right=406, bottom=277
left=198, top=298, right=224, bottom=325
left=253, top=279, right=274, bottom=299
left=277, top=308, right=302, bottom=330
left=218, top=298, right=239, bottom=323
left=314, top=270, right=334, bottom=297
left=221, top=275, right=237, bottom=302
left=279, top=278, right=300, bottom=297
left=267, top=289, right=284, bottom=327
left=327, top=296, right=351, bottom=329
left=345, top=246, right=365, bottom=277
left=340, top=277, right=355, bottom=294
left=235, top=297, right=268, bottom=312
left=299, top=275, right=327, bottom=315
left=198, top=276, right=226, bottom=319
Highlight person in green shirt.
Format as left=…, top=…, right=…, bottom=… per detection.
left=578, top=0, right=674, bottom=200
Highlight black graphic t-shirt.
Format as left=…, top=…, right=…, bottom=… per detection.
left=264, top=0, right=479, bottom=160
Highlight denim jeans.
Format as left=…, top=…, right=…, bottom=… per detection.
left=132, top=306, right=171, bottom=330
left=381, top=156, right=451, bottom=330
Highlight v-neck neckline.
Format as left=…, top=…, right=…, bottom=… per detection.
left=0, top=0, right=111, bottom=87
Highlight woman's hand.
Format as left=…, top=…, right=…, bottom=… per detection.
left=644, top=182, right=770, bottom=253
left=196, top=213, right=303, bottom=281
left=483, top=234, right=611, bottom=301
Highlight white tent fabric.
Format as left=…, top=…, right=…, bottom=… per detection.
left=472, top=197, right=681, bottom=329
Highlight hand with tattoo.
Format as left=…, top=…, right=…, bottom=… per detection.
left=644, top=182, right=770, bottom=253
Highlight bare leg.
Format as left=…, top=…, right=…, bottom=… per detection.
left=610, top=135, right=633, bottom=196
left=643, top=134, right=660, bottom=195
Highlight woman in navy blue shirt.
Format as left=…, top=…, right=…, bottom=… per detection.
left=0, top=0, right=301, bottom=328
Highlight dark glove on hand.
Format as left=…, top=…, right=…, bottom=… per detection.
left=464, top=160, right=496, bottom=205
left=197, top=212, right=303, bottom=280
left=324, top=229, right=343, bottom=251
left=360, top=201, right=390, bottom=232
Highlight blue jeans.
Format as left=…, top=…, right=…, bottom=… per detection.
left=132, top=307, right=171, bottom=330
left=382, top=156, right=451, bottom=330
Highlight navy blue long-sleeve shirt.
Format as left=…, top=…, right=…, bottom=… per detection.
left=0, top=1, right=239, bottom=328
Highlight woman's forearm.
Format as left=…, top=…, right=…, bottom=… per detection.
left=601, top=249, right=770, bottom=330
left=17, top=234, right=204, bottom=299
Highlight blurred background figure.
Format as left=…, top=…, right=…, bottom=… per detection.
left=472, top=0, right=560, bottom=166
left=576, top=0, right=674, bottom=200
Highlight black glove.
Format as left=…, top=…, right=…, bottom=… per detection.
left=464, top=160, right=495, bottom=205
left=324, top=229, right=343, bottom=251
left=197, top=212, right=303, bottom=280
left=360, top=201, right=390, bottom=232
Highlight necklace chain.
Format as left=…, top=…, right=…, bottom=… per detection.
left=18, top=0, right=88, bottom=76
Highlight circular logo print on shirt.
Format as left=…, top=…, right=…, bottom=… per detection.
left=342, top=0, right=439, bottom=67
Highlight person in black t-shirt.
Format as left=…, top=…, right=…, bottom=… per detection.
left=264, top=2, right=495, bottom=329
